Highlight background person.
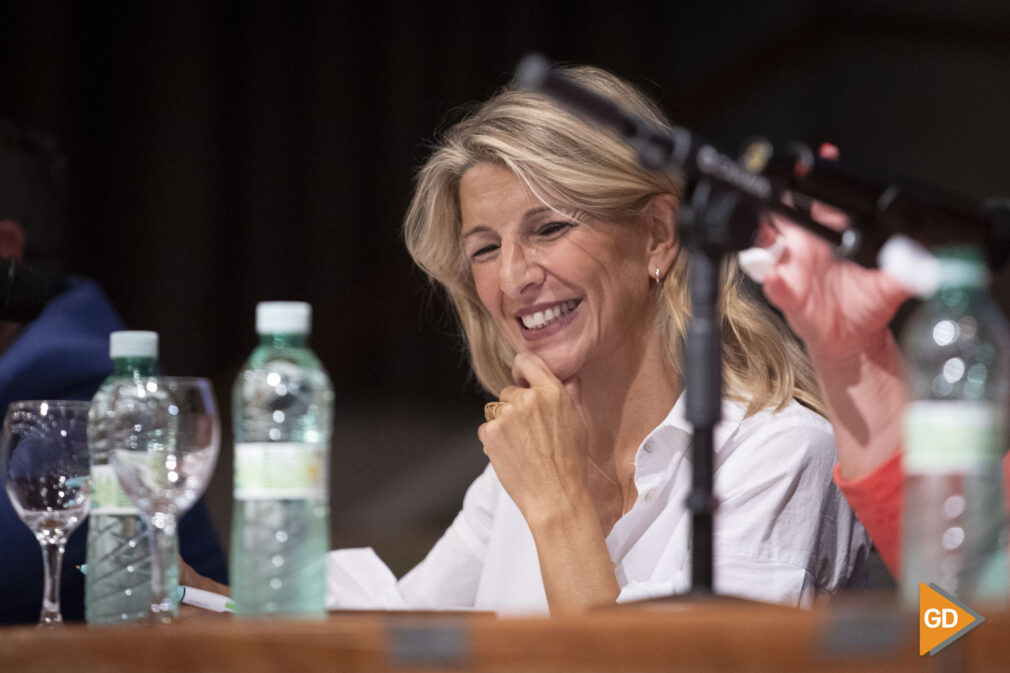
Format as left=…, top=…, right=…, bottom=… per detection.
left=0, top=117, right=228, bottom=624
left=759, top=144, right=1009, bottom=574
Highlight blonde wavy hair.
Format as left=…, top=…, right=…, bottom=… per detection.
left=404, top=65, right=823, bottom=416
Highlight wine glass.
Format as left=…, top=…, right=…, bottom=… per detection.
left=1, top=400, right=91, bottom=626
left=102, top=377, right=219, bottom=624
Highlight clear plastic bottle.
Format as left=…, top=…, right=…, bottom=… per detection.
left=85, top=331, right=179, bottom=623
left=901, top=246, right=1010, bottom=606
left=231, top=302, right=333, bottom=618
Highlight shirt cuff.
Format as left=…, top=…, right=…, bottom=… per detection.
left=832, top=453, right=902, bottom=576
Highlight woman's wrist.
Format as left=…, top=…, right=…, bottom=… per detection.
left=523, top=484, right=599, bottom=539
left=524, top=487, right=619, bottom=614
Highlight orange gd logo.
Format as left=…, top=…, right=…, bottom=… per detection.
left=919, top=582, right=985, bottom=655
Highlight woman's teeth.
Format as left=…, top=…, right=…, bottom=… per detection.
left=521, top=300, right=579, bottom=330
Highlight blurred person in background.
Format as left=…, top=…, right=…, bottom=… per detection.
left=758, top=149, right=1008, bottom=575
left=0, top=116, right=227, bottom=624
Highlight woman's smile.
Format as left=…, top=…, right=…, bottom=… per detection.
left=516, top=299, right=582, bottom=340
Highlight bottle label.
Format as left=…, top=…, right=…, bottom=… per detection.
left=904, top=401, right=1006, bottom=474
left=234, top=442, right=327, bottom=499
left=90, top=464, right=140, bottom=515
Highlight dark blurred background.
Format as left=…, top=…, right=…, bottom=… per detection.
left=2, top=0, right=1008, bottom=574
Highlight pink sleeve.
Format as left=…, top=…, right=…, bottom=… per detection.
left=832, top=453, right=903, bottom=577
left=1006, top=458, right=1010, bottom=512
left=833, top=453, right=1010, bottom=581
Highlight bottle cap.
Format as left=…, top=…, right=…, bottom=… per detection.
left=937, top=259, right=989, bottom=288
left=256, top=301, right=311, bottom=335
left=935, top=246, right=989, bottom=288
left=109, top=331, right=159, bottom=359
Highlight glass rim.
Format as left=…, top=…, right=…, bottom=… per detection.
left=6, top=400, right=91, bottom=411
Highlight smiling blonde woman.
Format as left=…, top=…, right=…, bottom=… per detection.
left=398, top=64, right=868, bottom=614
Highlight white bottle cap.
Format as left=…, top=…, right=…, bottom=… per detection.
left=256, top=301, right=312, bottom=335
left=109, top=331, right=159, bottom=359
left=936, top=257, right=989, bottom=288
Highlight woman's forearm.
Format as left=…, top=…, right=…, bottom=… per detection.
left=526, top=492, right=620, bottom=614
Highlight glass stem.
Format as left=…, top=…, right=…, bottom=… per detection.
left=39, top=539, right=66, bottom=626
left=147, top=511, right=179, bottom=624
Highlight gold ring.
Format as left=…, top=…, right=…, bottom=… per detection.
left=484, top=401, right=505, bottom=422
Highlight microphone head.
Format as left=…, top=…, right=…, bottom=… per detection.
left=514, top=53, right=552, bottom=92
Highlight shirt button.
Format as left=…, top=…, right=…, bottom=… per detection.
left=644, top=490, right=655, bottom=503
left=642, top=441, right=653, bottom=454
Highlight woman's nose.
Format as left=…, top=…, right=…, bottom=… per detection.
left=499, top=239, right=544, bottom=297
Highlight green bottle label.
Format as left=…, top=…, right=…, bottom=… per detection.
left=904, top=401, right=1005, bottom=474
left=89, top=464, right=140, bottom=515
left=234, top=442, right=327, bottom=499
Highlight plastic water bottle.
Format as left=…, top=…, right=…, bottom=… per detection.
left=85, top=331, right=179, bottom=623
left=901, top=246, right=1009, bottom=606
left=231, top=302, right=333, bottom=618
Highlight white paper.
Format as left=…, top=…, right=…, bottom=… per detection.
left=737, top=234, right=786, bottom=284
left=878, top=234, right=940, bottom=298
left=326, top=547, right=409, bottom=610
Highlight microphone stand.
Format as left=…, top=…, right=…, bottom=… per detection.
left=676, top=181, right=764, bottom=593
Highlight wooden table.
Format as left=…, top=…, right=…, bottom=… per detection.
left=2, top=597, right=1006, bottom=672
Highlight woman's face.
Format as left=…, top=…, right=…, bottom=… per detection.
left=459, top=163, right=659, bottom=383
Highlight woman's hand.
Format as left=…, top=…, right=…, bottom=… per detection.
left=759, top=145, right=914, bottom=479
left=760, top=147, right=912, bottom=362
left=176, top=557, right=231, bottom=619
left=478, top=352, right=590, bottom=526
left=179, top=557, right=230, bottom=596
left=478, top=352, right=619, bottom=613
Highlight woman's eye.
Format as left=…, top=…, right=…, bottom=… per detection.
left=469, top=244, right=499, bottom=260
left=537, top=221, right=572, bottom=237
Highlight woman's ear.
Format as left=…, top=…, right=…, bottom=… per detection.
left=643, top=194, right=678, bottom=275
left=0, top=220, right=25, bottom=260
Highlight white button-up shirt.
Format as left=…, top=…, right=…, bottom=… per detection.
left=332, top=393, right=869, bottom=613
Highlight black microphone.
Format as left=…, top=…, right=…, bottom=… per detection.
left=515, top=54, right=846, bottom=251
left=518, top=54, right=1010, bottom=269
left=747, top=139, right=1010, bottom=270
left=0, top=257, right=65, bottom=323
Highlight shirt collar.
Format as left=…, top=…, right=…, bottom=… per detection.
left=636, top=389, right=750, bottom=468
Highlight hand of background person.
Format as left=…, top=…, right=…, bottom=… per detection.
left=759, top=145, right=913, bottom=362
left=758, top=144, right=914, bottom=480
left=176, top=557, right=232, bottom=619
left=179, top=556, right=230, bottom=596
left=477, top=352, right=592, bottom=526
